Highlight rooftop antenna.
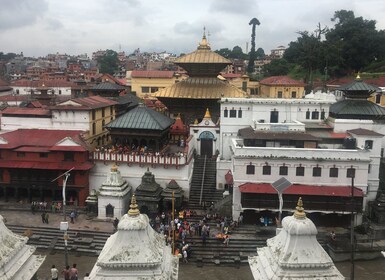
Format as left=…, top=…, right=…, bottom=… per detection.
left=51, top=167, right=75, bottom=221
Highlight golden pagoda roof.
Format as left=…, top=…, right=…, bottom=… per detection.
left=175, top=49, right=232, bottom=64
left=154, top=77, right=246, bottom=99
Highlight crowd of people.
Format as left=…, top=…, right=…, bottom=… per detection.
left=95, top=144, right=186, bottom=158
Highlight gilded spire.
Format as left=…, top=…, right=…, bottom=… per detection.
left=194, top=118, right=199, bottom=125
left=198, top=27, right=211, bottom=50
left=294, top=197, right=306, bottom=219
left=204, top=108, right=211, bottom=119
left=128, top=195, right=140, bottom=216
left=356, top=73, right=361, bottom=80
left=111, top=164, right=118, bottom=172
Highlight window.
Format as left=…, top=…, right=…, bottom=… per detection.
left=313, top=166, right=321, bottom=177
left=92, top=123, right=96, bottom=134
left=329, top=167, right=339, bottom=178
left=279, top=165, right=288, bottom=176
left=92, top=110, right=96, bottom=120
left=151, top=87, right=159, bottom=93
left=376, top=94, right=381, bottom=104
left=311, top=110, right=319, bottom=119
left=306, top=109, right=310, bottom=119
left=246, top=164, right=255, bottom=175
left=296, top=166, right=305, bottom=176
left=347, top=168, right=356, bottom=178
left=40, top=153, right=48, bottom=158
left=110, top=106, right=113, bottom=116
left=229, top=108, right=236, bottom=118
left=142, top=87, right=150, bottom=93
left=17, top=152, right=26, bottom=158
left=238, top=108, right=242, bottom=118
left=291, top=91, right=296, bottom=98
left=277, top=91, right=283, bottom=98
left=365, top=140, right=373, bottom=150
left=64, top=152, right=74, bottom=161
left=102, top=108, right=105, bottom=118
left=321, top=109, right=325, bottom=119
left=224, top=108, right=228, bottom=117
left=59, top=90, right=62, bottom=95
left=368, top=164, right=371, bottom=174
left=262, top=165, right=271, bottom=175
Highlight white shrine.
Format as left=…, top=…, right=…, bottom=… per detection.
left=86, top=195, right=179, bottom=280
left=249, top=198, right=344, bottom=280
left=98, top=164, right=132, bottom=219
left=0, top=215, right=45, bottom=279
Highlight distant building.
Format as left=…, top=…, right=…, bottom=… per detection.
left=259, top=76, right=306, bottom=98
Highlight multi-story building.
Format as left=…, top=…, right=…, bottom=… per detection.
left=259, top=76, right=306, bottom=98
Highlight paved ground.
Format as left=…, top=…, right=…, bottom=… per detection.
left=2, top=208, right=385, bottom=279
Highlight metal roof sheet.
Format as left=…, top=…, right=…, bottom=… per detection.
left=330, top=99, right=385, bottom=119
left=105, top=106, right=174, bottom=130
left=175, top=49, right=231, bottom=64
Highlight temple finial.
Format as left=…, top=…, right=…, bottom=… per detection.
left=111, top=164, right=118, bottom=172
left=294, top=197, right=306, bottom=219
left=198, top=27, right=210, bottom=50
left=128, top=195, right=140, bottom=216
left=204, top=108, right=211, bottom=119
left=356, top=73, right=361, bottom=80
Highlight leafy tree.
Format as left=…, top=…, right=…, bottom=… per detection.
left=247, top=18, right=261, bottom=74
left=230, top=46, right=246, bottom=59
left=215, top=48, right=232, bottom=58
left=326, top=10, right=385, bottom=72
left=263, top=59, right=290, bottom=76
left=97, top=49, right=119, bottom=75
left=256, top=48, right=265, bottom=59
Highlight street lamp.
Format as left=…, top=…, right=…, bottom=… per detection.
left=51, top=167, right=74, bottom=221
left=60, top=221, right=69, bottom=267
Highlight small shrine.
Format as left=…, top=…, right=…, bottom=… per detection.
left=161, top=179, right=184, bottom=210
left=0, top=215, right=45, bottom=279
left=85, top=195, right=179, bottom=280
left=135, top=168, right=163, bottom=214
left=248, top=198, right=344, bottom=280
left=98, top=164, right=132, bottom=219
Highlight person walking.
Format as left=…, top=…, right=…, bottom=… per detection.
left=45, top=212, right=49, bottom=224
left=223, top=234, right=230, bottom=247
left=70, top=211, right=75, bottom=224
left=51, top=264, right=58, bottom=280
left=41, top=212, right=46, bottom=223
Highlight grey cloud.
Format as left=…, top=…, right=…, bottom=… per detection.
left=45, top=18, right=64, bottom=30
left=0, top=0, right=48, bottom=30
left=209, top=0, right=257, bottom=14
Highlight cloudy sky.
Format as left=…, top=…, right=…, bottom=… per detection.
left=1, top=0, right=384, bottom=57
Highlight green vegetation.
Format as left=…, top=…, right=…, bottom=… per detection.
left=97, top=49, right=119, bottom=75
left=247, top=18, right=261, bottom=74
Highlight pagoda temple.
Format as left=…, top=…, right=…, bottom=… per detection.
left=155, top=30, right=246, bottom=124
left=248, top=198, right=344, bottom=279
left=0, top=215, right=45, bottom=279
left=85, top=195, right=179, bottom=280
left=134, top=168, right=163, bottom=214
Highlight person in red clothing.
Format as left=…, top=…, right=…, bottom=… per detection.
left=69, top=263, right=78, bottom=280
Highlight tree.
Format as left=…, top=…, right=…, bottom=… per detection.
left=263, top=59, right=290, bottom=76
left=326, top=10, right=385, bottom=73
left=247, top=18, right=261, bottom=74
left=230, top=46, right=247, bottom=59
left=215, top=48, right=232, bottom=58
left=256, top=48, right=265, bottom=59
left=97, top=50, right=119, bottom=75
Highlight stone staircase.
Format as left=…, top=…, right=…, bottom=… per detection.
left=188, top=156, right=223, bottom=210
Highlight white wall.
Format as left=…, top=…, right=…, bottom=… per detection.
left=52, top=110, right=90, bottom=130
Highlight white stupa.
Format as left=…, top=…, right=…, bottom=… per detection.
left=0, top=215, right=45, bottom=279
left=249, top=198, right=344, bottom=280
left=86, top=195, right=179, bottom=280
left=98, top=164, right=132, bottom=219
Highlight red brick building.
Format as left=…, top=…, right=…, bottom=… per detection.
left=0, top=129, right=93, bottom=206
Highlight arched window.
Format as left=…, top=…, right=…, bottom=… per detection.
left=246, top=163, right=255, bottom=175
left=262, top=164, right=271, bottom=175
left=279, top=165, right=288, bottom=176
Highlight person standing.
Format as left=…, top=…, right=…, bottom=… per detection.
left=69, top=263, right=78, bottom=280
left=70, top=211, right=75, bottom=224
left=62, top=265, right=70, bottom=280
left=51, top=265, right=58, bottom=280
left=45, top=212, right=49, bottom=224
left=41, top=212, right=46, bottom=223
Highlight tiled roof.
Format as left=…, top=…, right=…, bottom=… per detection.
left=51, top=96, right=117, bottom=110
left=154, top=77, right=246, bottom=99
left=347, top=128, right=384, bottom=137
left=330, top=99, right=385, bottom=119
left=131, top=70, right=175, bottom=78
left=105, top=106, right=174, bottom=131
left=0, top=129, right=88, bottom=151
left=10, top=79, right=75, bottom=87
left=260, top=76, right=306, bottom=86
left=238, top=126, right=320, bottom=141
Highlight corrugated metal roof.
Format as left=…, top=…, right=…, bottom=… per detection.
left=2, top=107, right=51, bottom=116
left=92, top=82, right=126, bottom=91
left=238, top=126, right=320, bottom=141
left=338, top=79, right=379, bottom=92
left=154, top=77, right=246, bottom=99
left=132, top=70, right=175, bottom=78
left=347, top=128, right=384, bottom=137
left=105, top=106, right=174, bottom=130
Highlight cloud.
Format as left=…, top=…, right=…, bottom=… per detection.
left=0, top=0, right=48, bottom=30
left=209, top=0, right=257, bottom=15
left=45, top=18, right=64, bottom=30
